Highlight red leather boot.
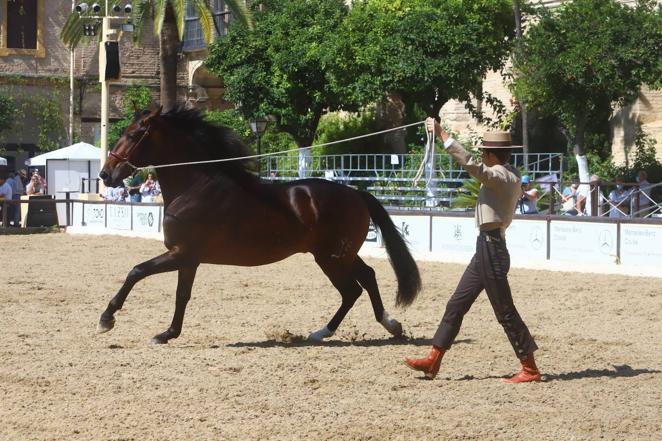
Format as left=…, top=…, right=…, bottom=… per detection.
left=404, top=346, right=445, bottom=379
left=502, top=352, right=541, bottom=383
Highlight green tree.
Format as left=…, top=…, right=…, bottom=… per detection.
left=511, top=0, right=662, bottom=163
left=108, top=86, right=153, bottom=147
left=0, top=95, right=15, bottom=135
left=325, top=0, right=515, bottom=123
left=61, top=1, right=254, bottom=111
left=205, top=0, right=350, bottom=147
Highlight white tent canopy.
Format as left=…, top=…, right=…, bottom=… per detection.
left=25, top=142, right=100, bottom=166
left=0, top=156, right=6, bottom=166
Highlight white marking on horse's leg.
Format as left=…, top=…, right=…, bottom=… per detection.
left=380, top=310, right=403, bottom=337
left=308, top=325, right=334, bottom=342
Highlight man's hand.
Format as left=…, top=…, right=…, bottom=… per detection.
left=425, top=117, right=449, bottom=143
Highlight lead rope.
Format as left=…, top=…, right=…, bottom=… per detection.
left=413, top=125, right=435, bottom=184
left=136, top=120, right=427, bottom=172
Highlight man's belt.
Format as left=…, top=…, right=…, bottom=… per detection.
left=480, top=228, right=503, bottom=242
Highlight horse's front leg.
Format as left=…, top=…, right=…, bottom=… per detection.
left=150, top=265, right=198, bottom=344
left=97, top=251, right=185, bottom=334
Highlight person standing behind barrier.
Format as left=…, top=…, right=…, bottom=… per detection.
left=139, top=172, right=161, bottom=203
left=126, top=174, right=143, bottom=203
left=404, top=118, right=541, bottom=383
left=576, top=174, right=600, bottom=216
left=7, top=172, right=24, bottom=226
left=561, top=178, right=579, bottom=215
left=515, top=175, right=539, bottom=214
left=635, top=170, right=652, bottom=216
left=608, top=177, right=630, bottom=218
left=25, top=174, right=44, bottom=195
left=0, top=172, right=13, bottom=226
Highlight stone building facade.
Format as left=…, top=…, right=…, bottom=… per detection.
left=0, top=0, right=230, bottom=170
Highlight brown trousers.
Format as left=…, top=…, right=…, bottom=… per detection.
left=432, top=230, right=538, bottom=358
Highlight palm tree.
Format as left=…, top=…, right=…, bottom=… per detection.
left=61, top=1, right=254, bottom=111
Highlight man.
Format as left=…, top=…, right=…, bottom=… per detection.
left=561, top=178, right=579, bottom=215
left=516, top=175, right=539, bottom=214
left=0, top=172, right=13, bottom=226
left=635, top=170, right=652, bottom=217
left=6, top=172, right=24, bottom=226
left=576, top=174, right=600, bottom=216
left=607, top=177, right=630, bottom=218
left=404, top=118, right=541, bottom=383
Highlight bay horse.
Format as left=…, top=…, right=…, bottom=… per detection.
left=97, top=106, right=421, bottom=344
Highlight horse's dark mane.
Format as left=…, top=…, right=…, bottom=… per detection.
left=156, top=106, right=256, bottom=178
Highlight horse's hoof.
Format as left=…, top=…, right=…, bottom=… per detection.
left=388, top=320, right=403, bottom=337
left=97, top=318, right=116, bottom=334
left=308, top=326, right=333, bottom=342
left=149, top=336, right=168, bottom=345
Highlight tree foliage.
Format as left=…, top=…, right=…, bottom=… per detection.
left=205, top=0, right=350, bottom=146
left=324, top=0, right=515, bottom=118
left=511, top=0, right=662, bottom=156
left=205, top=0, right=514, bottom=147
left=108, top=86, right=153, bottom=148
left=0, top=95, right=15, bottom=134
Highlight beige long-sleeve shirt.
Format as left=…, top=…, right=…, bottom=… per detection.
left=445, top=139, right=521, bottom=232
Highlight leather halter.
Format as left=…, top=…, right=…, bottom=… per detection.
left=108, top=126, right=150, bottom=170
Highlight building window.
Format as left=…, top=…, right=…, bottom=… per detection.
left=0, top=0, right=45, bottom=57
left=182, top=0, right=232, bottom=53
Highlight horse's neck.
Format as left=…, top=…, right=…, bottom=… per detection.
left=156, top=167, right=205, bottom=206
left=156, top=167, right=251, bottom=207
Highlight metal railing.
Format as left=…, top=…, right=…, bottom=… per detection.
left=262, top=152, right=564, bottom=209
left=546, top=181, right=662, bottom=218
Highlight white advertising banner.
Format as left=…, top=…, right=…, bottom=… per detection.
left=106, top=204, right=131, bottom=230
left=431, top=216, right=477, bottom=256
left=132, top=205, right=161, bottom=233
left=72, top=201, right=83, bottom=226
left=507, top=220, right=548, bottom=261
left=83, top=203, right=105, bottom=227
left=620, top=224, right=662, bottom=270
left=390, top=215, right=431, bottom=253
left=550, top=221, right=618, bottom=264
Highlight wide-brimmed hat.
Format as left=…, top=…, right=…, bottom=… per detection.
left=479, top=131, right=521, bottom=149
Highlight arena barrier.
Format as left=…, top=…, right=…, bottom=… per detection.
left=65, top=200, right=662, bottom=278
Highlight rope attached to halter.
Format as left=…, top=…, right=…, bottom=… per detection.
left=133, top=120, right=427, bottom=172
left=413, top=124, right=435, bottom=184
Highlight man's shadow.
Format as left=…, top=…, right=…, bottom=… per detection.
left=453, top=364, right=660, bottom=382
left=543, top=364, right=661, bottom=381
left=227, top=337, right=473, bottom=349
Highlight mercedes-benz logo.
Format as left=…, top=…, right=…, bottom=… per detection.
left=599, top=230, right=613, bottom=254
left=529, top=227, right=543, bottom=250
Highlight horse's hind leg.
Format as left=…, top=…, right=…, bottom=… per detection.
left=150, top=265, right=198, bottom=344
left=308, top=257, right=363, bottom=342
left=353, top=257, right=403, bottom=337
left=97, top=251, right=185, bottom=334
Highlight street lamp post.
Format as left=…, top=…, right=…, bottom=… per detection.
left=75, top=3, right=132, bottom=193
left=249, top=117, right=268, bottom=175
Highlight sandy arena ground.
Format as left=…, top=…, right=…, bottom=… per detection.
left=1, top=233, right=661, bottom=440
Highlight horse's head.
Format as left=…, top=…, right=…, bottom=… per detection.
left=99, top=106, right=162, bottom=187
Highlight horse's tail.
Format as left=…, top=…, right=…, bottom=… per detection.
left=359, top=191, right=421, bottom=307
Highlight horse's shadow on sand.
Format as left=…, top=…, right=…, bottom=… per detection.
left=454, top=364, right=660, bottom=382
left=227, top=337, right=473, bottom=349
